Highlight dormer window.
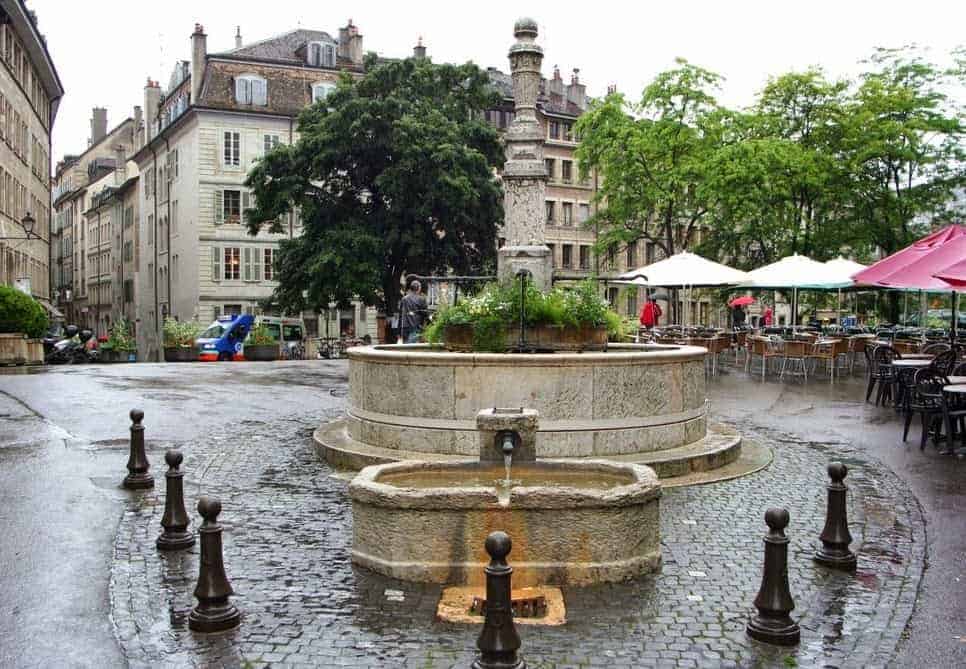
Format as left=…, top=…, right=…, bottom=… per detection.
left=307, top=41, right=336, bottom=68
left=235, top=74, right=267, bottom=106
left=312, top=82, right=336, bottom=104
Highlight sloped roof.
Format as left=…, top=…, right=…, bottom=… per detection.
left=214, top=29, right=337, bottom=63
left=485, top=67, right=586, bottom=118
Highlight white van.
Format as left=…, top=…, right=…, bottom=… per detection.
left=255, top=316, right=306, bottom=359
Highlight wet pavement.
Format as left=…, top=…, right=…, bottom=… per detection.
left=0, top=359, right=958, bottom=667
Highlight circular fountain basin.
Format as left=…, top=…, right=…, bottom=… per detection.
left=349, top=459, right=661, bottom=586
left=330, top=343, right=713, bottom=469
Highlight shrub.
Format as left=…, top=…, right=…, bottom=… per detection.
left=248, top=323, right=277, bottom=346
left=104, top=317, right=136, bottom=351
left=425, top=279, right=621, bottom=351
left=163, top=318, right=202, bottom=347
left=0, top=285, right=48, bottom=338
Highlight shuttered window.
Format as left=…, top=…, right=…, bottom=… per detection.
left=234, top=75, right=267, bottom=106
left=223, top=131, right=240, bottom=166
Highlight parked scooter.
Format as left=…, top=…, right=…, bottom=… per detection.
left=45, top=326, right=99, bottom=364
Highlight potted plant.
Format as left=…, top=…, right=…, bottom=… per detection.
left=424, top=279, right=620, bottom=353
left=100, top=318, right=137, bottom=362
left=163, top=318, right=201, bottom=362
left=243, top=323, right=279, bottom=361
left=0, top=285, right=48, bottom=365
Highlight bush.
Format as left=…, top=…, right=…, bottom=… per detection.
left=425, top=279, right=621, bottom=351
left=163, top=318, right=202, bottom=347
left=248, top=323, right=277, bottom=346
left=104, top=317, right=136, bottom=351
left=0, top=285, right=48, bottom=338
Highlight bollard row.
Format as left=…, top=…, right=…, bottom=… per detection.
left=120, top=409, right=240, bottom=633
left=746, top=461, right=858, bottom=647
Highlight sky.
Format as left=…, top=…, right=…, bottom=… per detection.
left=29, top=0, right=965, bottom=165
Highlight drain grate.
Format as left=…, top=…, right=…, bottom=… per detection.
left=469, top=594, right=548, bottom=619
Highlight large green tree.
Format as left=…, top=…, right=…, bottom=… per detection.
left=245, top=55, right=504, bottom=315
left=575, top=59, right=725, bottom=261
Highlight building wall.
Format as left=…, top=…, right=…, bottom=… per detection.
left=0, top=19, right=52, bottom=300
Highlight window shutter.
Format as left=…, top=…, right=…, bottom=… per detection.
left=242, top=190, right=251, bottom=211
left=235, top=78, right=250, bottom=104
left=214, top=190, right=223, bottom=225
left=324, top=44, right=335, bottom=67
left=243, top=247, right=252, bottom=281
left=212, top=246, right=221, bottom=281
left=253, top=247, right=262, bottom=281
left=252, top=79, right=267, bottom=106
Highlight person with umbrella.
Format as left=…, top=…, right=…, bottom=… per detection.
left=729, top=295, right=753, bottom=328
left=639, top=293, right=663, bottom=330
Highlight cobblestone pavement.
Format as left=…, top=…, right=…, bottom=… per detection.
left=108, top=367, right=925, bottom=669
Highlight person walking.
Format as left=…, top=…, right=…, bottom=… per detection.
left=399, top=280, right=428, bottom=343
left=639, top=295, right=662, bottom=329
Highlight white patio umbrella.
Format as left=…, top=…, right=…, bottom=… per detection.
left=740, top=254, right=850, bottom=326
left=824, top=257, right=867, bottom=325
left=615, top=251, right=750, bottom=326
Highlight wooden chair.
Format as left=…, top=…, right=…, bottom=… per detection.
left=780, top=339, right=810, bottom=381
left=807, top=339, right=841, bottom=381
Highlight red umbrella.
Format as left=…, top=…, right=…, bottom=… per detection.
left=852, top=225, right=966, bottom=290
left=728, top=296, right=755, bottom=307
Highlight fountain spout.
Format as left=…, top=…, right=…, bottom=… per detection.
left=477, top=408, right=538, bottom=464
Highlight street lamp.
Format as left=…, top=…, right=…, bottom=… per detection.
left=0, top=213, right=41, bottom=241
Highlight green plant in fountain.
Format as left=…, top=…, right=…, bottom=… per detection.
left=424, top=279, right=623, bottom=351
left=248, top=323, right=277, bottom=346
left=162, top=318, right=202, bottom=348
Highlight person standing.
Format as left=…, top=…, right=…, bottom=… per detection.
left=732, top=304, right=746, bottom=328
left=639, top=295, right=662, bottom=329
left=399, top=280, right=428, bottom=343
left=763, top=304, right=774, bottom=327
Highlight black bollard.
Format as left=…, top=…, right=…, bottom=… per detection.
left=156, top=450, right=195, bottom=550
left=473, top=531, right=526, bottom=669
left=814, top=462, right=857, bottom=570
left=188, top=496, right=240, bottom=633
left=747, top=508, right=800, bottom=646
left=123, top=409, right=154, bottom=490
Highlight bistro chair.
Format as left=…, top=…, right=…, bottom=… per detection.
left=931, top=349, right=958, bottom=377
left=940, top=385, right=966, bottom=455
left=904, top=368, right=949, bottom=450
left=922, top=342, right=951, bottom=356
left=807, top=339, right=838, bottom=381
left=780, top=339, right=810, bottom=381
left=868, top=345, right=900, bottom=406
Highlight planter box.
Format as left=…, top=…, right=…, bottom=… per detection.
left=0, top=333, right=43, bottom=365
left=244, top=344, right=279, bottom=361
left=441, top=323, right=608, bottom=352
left=164, top=346, right=197, bottom=362
left=99, top=349, right=137, bottom=363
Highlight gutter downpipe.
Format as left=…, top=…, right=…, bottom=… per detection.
left=165, top=137, right=172, bottom=321
left=149, top=143, right=160, bottom=361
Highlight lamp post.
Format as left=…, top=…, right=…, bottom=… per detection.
left=0, top=213, right=40, bottom=241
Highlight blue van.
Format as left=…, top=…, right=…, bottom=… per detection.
left=196, top=314, right=254, bottom=361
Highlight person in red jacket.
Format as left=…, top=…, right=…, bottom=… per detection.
left=639, top=296, right=662, bottom=329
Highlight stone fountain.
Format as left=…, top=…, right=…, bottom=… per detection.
left=316, top=22, right=741, bottom=479
left=349, top=408, right=661, bottom=586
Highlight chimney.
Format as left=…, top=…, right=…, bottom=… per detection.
left=114, top=144, right=127, bottom=185
left=133, top=105, right=143, bottom=151
left=235, top=26, right=242, bottom=49
left=143, top=78, right=161, bottom=143
left=90, top=107, right=108, bottom=145
left=566, top=68, right=586, bottom=110
left=548, top=64, right=564, bottom=97
left=338, top=23, right=350, bottom=61
left=190, top=23, right=207, bottom=105
left=345, top=19, right=363, bottom=65
left=606, top=83, right=617, bottom=95
left=413, top=36, right=426, bottom=59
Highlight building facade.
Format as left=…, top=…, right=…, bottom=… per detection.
left=51, top=113, right=137, bottom=327
left=0, top=0, right=62, bottom=308
left=131, top=22, right=376, bottom=359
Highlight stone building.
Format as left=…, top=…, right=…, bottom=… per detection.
left=51, top=112, right=138, bottom=327
left=0, top=0, right=62, bottom=308
left=131, top=22, right=376, bottom=358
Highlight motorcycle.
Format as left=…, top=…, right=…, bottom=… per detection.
left=45, top=326, right=99, bottom=365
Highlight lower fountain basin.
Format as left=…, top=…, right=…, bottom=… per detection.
left=348, top=459, right=662, bottom=586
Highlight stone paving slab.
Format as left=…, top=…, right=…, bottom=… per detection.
left=110, top=404, right=924, bottom=668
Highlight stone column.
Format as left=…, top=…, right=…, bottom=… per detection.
left=498, top=18, right=552, bottom=291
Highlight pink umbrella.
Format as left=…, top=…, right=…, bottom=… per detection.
left=852, top=225, right=966, bottom=291
left=728, top=296, right=755, bottom=307
left=934, top=258, right=966, bottom=288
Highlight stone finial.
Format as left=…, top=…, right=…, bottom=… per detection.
left=513, top=17, right=538, bottom=36
left=827, top=462, right=847, bottom=485
left=165, top=449, right=183, bottom=470
left=485, top=531, right=512, bottom=565
left=130, top=408, right=144, bottom=425
left=198, top=496, right=222, bottom=522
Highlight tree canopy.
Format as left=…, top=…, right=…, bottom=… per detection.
left=575, top=47, right=965, bottom=274
left=245, top=54, right=505, bottom=315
